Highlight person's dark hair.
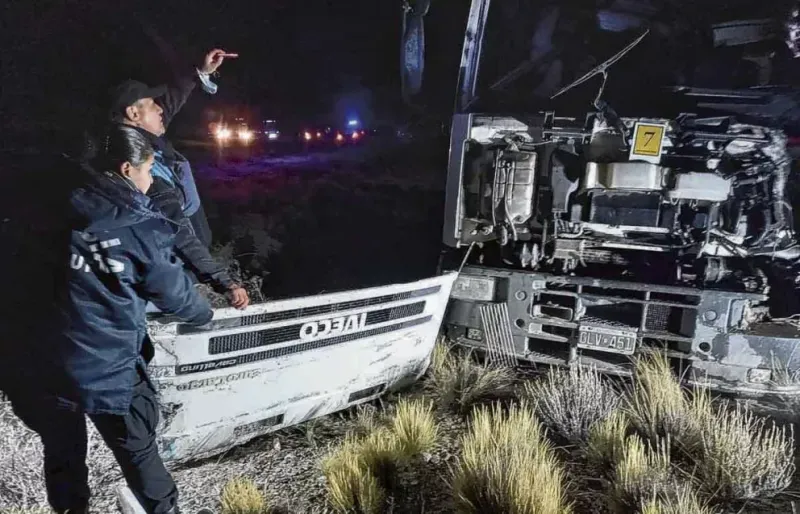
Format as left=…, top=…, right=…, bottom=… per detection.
left=101, top=124, right=154, bottom=170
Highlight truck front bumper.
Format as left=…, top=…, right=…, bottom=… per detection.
left=444, top=266, right=800, bottom=398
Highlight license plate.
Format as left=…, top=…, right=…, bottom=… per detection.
left=577, top=325, right=637, bottom=355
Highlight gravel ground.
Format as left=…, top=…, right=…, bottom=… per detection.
left=4, top=377, right=800, bottom=513
left=0, top=383, right=469, bottom=513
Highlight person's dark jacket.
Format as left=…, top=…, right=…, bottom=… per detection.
left=148, top=174, right=236, bottom=293
left=8, top=165, right=213, bottom=415
left=130, top=74, right=235, bottom=292
left=137, top=73, right=204, bottom=218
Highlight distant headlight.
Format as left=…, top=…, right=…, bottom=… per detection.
left=267, top=132, right=279, bottom=140
left=451, top=275, right=496, bottom=302
left=238, top=129, right=253, bottom=141
left=215, top=128, right=232, bottom=140
left=303, top=131, right=312, bottom=141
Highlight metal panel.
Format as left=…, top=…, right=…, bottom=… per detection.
left=455, top=0, right=491, bottom=113
left=479, top=302, right=517, bottom=367
left=584, top=162, right=666, bottom=190
left=667, top=172, right=732, bottom=202
left=443, top=113, right=473, bottom=247
left=147, top=272, right=458, bottom=464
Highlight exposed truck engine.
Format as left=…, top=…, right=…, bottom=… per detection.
left=450, top=112, right=797, bottom=294
left=398, top=0, right=800, bottom=396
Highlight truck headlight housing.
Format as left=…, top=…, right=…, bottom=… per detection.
left=451, top=275, right=496, bottom=302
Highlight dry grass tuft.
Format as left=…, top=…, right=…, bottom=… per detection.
left=0, top=509, right=52, bottom=514
left=612, top=435, right=672, bottom=511
left=357, top=428, right=403, bottom=492
left=390, top=397, right=438, bottom=458
left=452, top=401, right=572, bottom=514
left=697, top=405, right=795, bottom=501
left=322, top=434, right=386, bottom=514
left=525, top=365, right=622, bottom=444
left=625, top=353, right=711, bottom=455
left=430, top=338, right=452, bottom=376
left=427, top=345, right=516, bottom=416
left=220, top=476, right=268, bottom=514
left=585, top=410, right=630, bottom=473
left=351, top=403, right=380, bottom=438
left=639, top=485, right=717, bottom=514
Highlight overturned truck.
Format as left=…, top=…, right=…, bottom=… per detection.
left=401, top=0, right=800, bottom=396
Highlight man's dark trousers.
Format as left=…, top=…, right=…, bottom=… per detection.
left=6, top=366, right=178, bottom=514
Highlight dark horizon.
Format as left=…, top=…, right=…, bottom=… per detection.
left=1, top=1, right=468, bottom=141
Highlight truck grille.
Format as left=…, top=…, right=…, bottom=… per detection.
left=530, top=278, right=699, bottom=345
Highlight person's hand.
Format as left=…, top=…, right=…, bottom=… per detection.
left=226, top=285, right=250, bottom=310
left=200, top=49, right=239, bottom=75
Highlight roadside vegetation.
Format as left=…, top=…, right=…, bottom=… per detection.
left=2, top=342, right=798, bottom=513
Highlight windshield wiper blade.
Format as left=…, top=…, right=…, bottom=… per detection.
left=550, top=29, right=650, bottom=102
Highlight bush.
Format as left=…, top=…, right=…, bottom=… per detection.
left=357, top=428, right=403, bottom=492
left=697, top=405, right=795, bottom=501
left=322, top=434, right=386, bottom=514
left=625, top=353, right=711, bottom=455
left=612, top=435, right=672, bottom=511
left=390, top=397, right=438, bottom=458
left=427, top=345, right=516, bottom=416
left=639, top=485, right=717, bottom=514
left=452, top=401, right=572, bottom=514
left=585, top=410, right=630, bottom=473
left=525, top=365, right=622, bottom=444
left=220, top=477, right=268, bottom=514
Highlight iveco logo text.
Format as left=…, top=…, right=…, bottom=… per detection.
left=299, top=313, right=367, bottom=341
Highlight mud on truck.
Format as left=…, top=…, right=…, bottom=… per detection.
left=402, top=0, right=800, bottom=396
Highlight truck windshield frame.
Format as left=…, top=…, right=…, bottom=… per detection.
left=455, top=0, right=798, bottom=116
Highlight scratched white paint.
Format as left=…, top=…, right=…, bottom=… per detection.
left=147, top=272, right=458, bottom=464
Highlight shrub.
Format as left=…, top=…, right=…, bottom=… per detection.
left=220, top=477, right=268, bottom=514
left=427, top=346, right=516, bottom=416
left=625, top=353, right=712, bottom=456
left=612, top=435, right=672, bottom=511
left=697, top=405, right=795, bottom=501
left=525, top=365, right=621, bottom=444
left=322, top=434, right=386, bottom=514
left=585, top=410, right=630, bottom=473
left=357, top=428, right=403, bottom=492
left=391, top=397, right=438, bottom=458
left=452, top=401, right=571, bottom=514
left=639, top=485, right=717, bottom=514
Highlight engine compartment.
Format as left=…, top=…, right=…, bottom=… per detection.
left=447, top=111, right=800, bottom=303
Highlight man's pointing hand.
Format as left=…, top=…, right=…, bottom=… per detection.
left=201, top=49, right=238, bottom=75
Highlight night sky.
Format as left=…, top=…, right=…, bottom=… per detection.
left=1, top=1, right=467, bottom=141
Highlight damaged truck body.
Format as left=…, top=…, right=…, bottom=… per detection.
left=403, top=0, right=800, bottom=396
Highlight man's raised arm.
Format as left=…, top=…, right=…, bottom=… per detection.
left=159, top=49, right=238, bottom=128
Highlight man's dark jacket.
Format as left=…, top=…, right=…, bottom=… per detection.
left=3, top=165, right=213, bottom=415
left=132, top=74, right=235, bottom=292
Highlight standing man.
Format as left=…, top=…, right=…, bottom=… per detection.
left=109, top=49, right=250, bottom=309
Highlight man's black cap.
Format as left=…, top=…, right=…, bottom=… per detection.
left=108, top=79, right=167, bottom=121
